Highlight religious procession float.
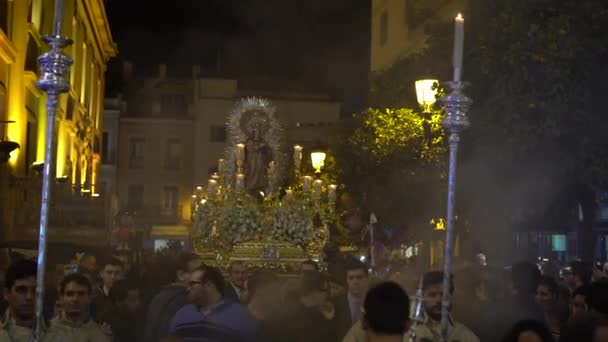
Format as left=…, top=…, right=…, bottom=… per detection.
left=190, top=98, right=339, bottom=273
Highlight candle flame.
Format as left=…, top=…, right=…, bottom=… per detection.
left=456, top=13, right=464, bottom=21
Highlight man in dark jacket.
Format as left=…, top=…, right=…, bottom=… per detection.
left=144, top=253, right=203, bottom=342
left=334, top=260, right=369, bottom=341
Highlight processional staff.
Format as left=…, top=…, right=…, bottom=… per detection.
left=34, top=0, right=73, bottom=340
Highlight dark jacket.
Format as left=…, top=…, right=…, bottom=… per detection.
left=283, top=303, right=336, bottom=342
left=334, top=295, right=357, bottom=341
left=144, top=284, right=189, bottom=342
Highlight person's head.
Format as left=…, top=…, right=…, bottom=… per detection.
left=112, top=251, right=131, bottom=275
left=99, top=257, right=123, bottom=290
left=502, top=319, right=554, bottom=342
left=228, top=261, right=246, bottom=289
left=589, top=281, right=608, bottom=317
left=301, top=260, right=319, bottom=272
left=594, top=320, right=608, bottom=342
left=362, top=281, right=410, bottom=340
left=422, top=271, right=454, bottom=321
left=299, top=271, right=328, bottom=308
left=175, top=253, right=203, bottom=285
left=109, top=279, right=141, bottom=314
left=511, top=262, right=541, bottom=296
left=79, top=254, right=97, bottom=273
left=59, top=273, right=93, bottom=322
left=565, top=261, right=590, bottom=290
left=188, top=266, right=225, bottom=308
left=535, top=276, right=558, bottom=309
left=247, top=270, right=280, bottom=316
left=345, top=260, right=369, bottom=298
left=4, top=260, right=37, bottom=324
left=571, top=284, right=591, bottom=317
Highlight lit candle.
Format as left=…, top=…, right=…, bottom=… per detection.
left=284, top=189, right=294, bottom=201
left=453, top=13, right=465, bottom=82
left=293, top=145, right=302, bottom=163
left=235, top=144, right=245, bottom=164
left=236, top=173, right=245, bottom=190
left=218, top=159, right=225, bottom=174
left=303, top=176, right=313, bottom=192
left=208, top=179, right=218, bottom=196
left=328, top=184, right=337, bottom=203
left=313, top=179, right=323, bottom=197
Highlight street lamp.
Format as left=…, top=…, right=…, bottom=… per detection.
left=415, top=79, right=438, bottom=112
left=310, top=150, right=326, bottom=174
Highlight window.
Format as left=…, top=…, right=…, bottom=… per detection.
left=161, top=186, right=179, bottom=217
left=127, top=184, right=144, bottom=210
left=129, top=137, right=145, bottom=169
left=209, top=125, right=227, bottom=143
left=380, top=11, right=389, bottom=46
left=165, top=138, right=181, bottom=170
left=160, top=95, right=187, bottom=115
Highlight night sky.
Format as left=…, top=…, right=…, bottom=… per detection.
left=105, top=0, right=371, bottom=114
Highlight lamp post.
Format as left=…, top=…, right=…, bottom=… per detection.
left=415, top=79, right=439, bottom=113
left=310, top=150, right=326, bottom=175
left=439, top=81, right=472, bottom=341
left=34, top=0, right=72, bottom=340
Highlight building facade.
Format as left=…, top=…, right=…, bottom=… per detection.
left=0, top=0, right=116, bottom=247
left=114, top=63, right=342, bottom=248
left=370, top=0, right=465, bottom=72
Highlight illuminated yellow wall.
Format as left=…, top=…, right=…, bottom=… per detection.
left=0, top=0, right=116, bottom=180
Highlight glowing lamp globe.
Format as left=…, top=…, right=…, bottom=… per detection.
left=415, top=79, right=439, bottom=110
left=310, top=151, right=326, bottom=173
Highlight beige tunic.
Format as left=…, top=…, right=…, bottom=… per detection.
left=44, top=316, right=111, bottom=342
left=342, top=317, right=479, bottom=342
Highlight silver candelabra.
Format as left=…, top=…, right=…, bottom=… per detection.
left=34, top=0, right=72, bottom=340
left=439, top=81, right=471, bottom=341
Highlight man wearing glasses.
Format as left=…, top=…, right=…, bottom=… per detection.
left=169, top=266, right=256, bottom=342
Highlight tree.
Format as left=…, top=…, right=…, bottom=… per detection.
left=367, top=0, right=608, bottom=261
left=334, top=107, right=446, bottom=238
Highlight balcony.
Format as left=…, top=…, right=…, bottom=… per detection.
left=3, top=176, right=109, bottom=246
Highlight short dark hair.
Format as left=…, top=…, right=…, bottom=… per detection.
left=299, top=271, right=326, bottom=296
left=570, top=261, right=591, bottom=286
left=502, top=320, right=554, bottom=342
left=5, top=260, right=37, bottom=290
left=345, top=260, right=368, bottom=276
left=247, top=270, right=278, bottom=302
left=99, top=257, right=124, bottom=270
left=174, top=253, right=201, bottom=281
left=423, top=271, right=454, bottom=294
left=572, top=284, right=592, bottom=300
left=109, top=279, right=140, bottom=304
left=589, top=282, right=608, bottom=315
left=228, top=261, right=244, bottom=272
left=363, top=282, right=410, bottom=335
left=301, top=260, right=319, bottom=271
left=60, top=273, right=92, bottom=295
left=202, top=266, right=225, bottom=294
left=538, top=275, right=558, bottom=296
left=511, top=262, right=541, bottom=295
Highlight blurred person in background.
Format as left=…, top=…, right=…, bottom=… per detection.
left=335, top=260, right=369, bottom=341
left=362, top=282, right=410, bottom=342
left=102, top=279, right=143, bottom=342
left=225, top=261, right=247, bottom=302
left=91, top=257, right=123, bottom=321
left=535, top=276, right=568, bottom=339
left=501, top=320, right=554, bottom=342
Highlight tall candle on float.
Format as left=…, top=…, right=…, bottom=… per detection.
left=293, top=145, right=303, bottom=177
left=313, top=179, right=323, bottom=198
left=453, top=13, right=464, bottom=82
left=236, top=173, right=245, bottom=191
left=328, top=184, right=337, bottom=203
left=218, top=159, right=225, bottom=174
left=303, top=176, right=313, bottom=192
left=208, top=179, right=218, bottom=196
left=235, top=144, right=245, bottom=172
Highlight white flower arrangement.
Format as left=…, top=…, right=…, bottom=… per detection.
left=219, top=194, right=263, bottom=244
left=270, top=198, right=314, bottom=247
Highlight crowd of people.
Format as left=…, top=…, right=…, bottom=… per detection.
left=1, top=250, right=608, bottom=341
